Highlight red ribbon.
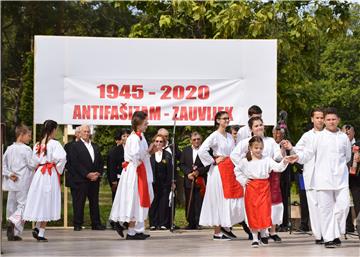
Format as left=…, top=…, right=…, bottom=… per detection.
left=122, top=161, right=150, bottom=208
left=195, top=177, right=206, bottom=198
left=135, top=131, right=142, bottom=140
left=37, top=162, right=61, bottom=185
left=217, top=157, right=244, bottom=199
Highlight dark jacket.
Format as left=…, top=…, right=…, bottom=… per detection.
left=150, top=150, right=174, bottom=187
left=69, top=140, right=104, bottom=185
left=180, top=146, right=209, bottom=189
left=107, top=144, right=124, bottom=185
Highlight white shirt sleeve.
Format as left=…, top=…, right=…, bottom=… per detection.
left=126, top=136, right=142, bottom=167
left=52, top=141, right=67, bottom=175
left=198, top=134, right=216, bottom=167
left=2, top=148, right=11, bottom=177
left=230, top=139, right=248, bottom=167
left=234, top=160, right=248, bottom=186
left=269, top=158, right=288, bottom=172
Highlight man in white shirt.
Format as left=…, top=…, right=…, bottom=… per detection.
left=236, top=105, right=262, bottom=145
left=70, top=124, right=105, bottom=231
left=287, top=108, right=351, bottom=248
left=284, top=108, right=325, bottom=243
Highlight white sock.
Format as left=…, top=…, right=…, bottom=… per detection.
left=35, top=222, right=41, bottom=229
left=223, top=227, right=230, bottom=232
left=252, top=232, right=258, bottom=242
left=38, top=228, right=45, bottom=237
left=128, top=227, right=136, bottom=236
left=260, top=229, right=267, bottom=238
left=214, top=232, right=223, bottom=237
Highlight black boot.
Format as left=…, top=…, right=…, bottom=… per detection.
left=240, top=221, right=253, bottom=240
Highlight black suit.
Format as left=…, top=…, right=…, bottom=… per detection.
left=69, top=140, right=104, bottom=228
left=149, top=151, right=173, bottom=228
left=107, top=144, right=124, bottom=201
left=180, top=146, right=209, bottom=228
left=64, top=140, right=77, bottom=188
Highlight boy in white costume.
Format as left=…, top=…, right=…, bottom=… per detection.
left=2, top=125, right=35, bottom=241
left=287, top=108, right=351, bottom=248
left=283, top=108, right=325, bottom=244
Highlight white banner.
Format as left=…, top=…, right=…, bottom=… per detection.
left=34, top=36, right=277, bottom=126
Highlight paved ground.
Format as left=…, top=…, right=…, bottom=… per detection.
left=1, top=229, right=359, bottom=257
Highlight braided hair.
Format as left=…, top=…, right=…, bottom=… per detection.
left=37, top=120, right=58, bottom=156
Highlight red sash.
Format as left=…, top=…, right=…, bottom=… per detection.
left=37, top=162, right=61, bottom=185
left=122, top=161, right=150, bottom=208
left=217, top=157, right=244, bottom=199
left=195, top=177, right=206, bottom=198
left=269, top=172, right=282, bottom=204
left=245, top=179, right=272, bottom=229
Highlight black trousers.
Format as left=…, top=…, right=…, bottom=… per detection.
left=71, top=181, right=102, bottom=227
left=346, top=181, right=360, bottom=231
left=299, top=189, right=310, bottom=229
left=280, top=167, right=291, bottom=227
left=149, top=185, right=171, bottom=228
left=184, top=186, right=203, bottom=228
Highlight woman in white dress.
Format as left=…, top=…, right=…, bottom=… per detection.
left=230, top=116, right=285, bottom=243
left=23, top=120, right=67, bottom=242
left=109, top=111, right=155, bottom=240
left=198, top=111, right=245, bottom=240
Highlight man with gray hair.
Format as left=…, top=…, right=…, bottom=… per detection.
left=69, top=124, right=105, bottom=231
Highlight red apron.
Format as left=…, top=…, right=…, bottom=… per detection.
left=217, top=157, right=244, bottom=199
left=269, top=172, right=282, bottom=204
left=122, top=161, right=150, bottom=208
left=245, top=179, right=272, bottom=229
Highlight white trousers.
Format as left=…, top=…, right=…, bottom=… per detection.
left=317, top=187, right=350, bottom=242
left=134, top=221, right=145, bottom=233
left=306, top=189, right=322, bottom=240
left=271, top=203, right=284, bottom=225
left=6, top=191, right=27, bottom=236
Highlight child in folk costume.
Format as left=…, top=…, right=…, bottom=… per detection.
left=231, top=116, right=285, bottom=243
left=235, top=136, right=292, bottom=247
left=2, top=125, right=35, bottom=241
left=23, top=120, right=67, bottom=242
left=109, top=111, right=155, bottom=240
left=198, top=111, right=245, bottom=240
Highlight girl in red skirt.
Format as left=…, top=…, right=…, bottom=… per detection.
left=235, top=136, right=293, bottom=247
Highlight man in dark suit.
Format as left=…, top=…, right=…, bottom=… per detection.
left=64, top=126, right=81, bottom=188
left=180, top=132, right=209, bottom=229
left=69, top=125, right=105, bottom=231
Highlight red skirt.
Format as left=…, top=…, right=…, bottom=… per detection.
left=269, top=172, right=282, bottom=204
left=245, top=179, right=272, bottom=230
left=218, top=157, right=244, bottom=199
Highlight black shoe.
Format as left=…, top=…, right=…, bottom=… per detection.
left=324, top=241, right=336, bottom=248
left=32, top=228, right=39, bottom=240
left=10, top=236, right=22, bottom=241
left=110, top=221, right=116, bottom=230
left=315, top=238, right=324, bottom=244
left=333, top=238, right=341, bottom=247
left=37, top=236, right=48, bottom=242
left=114, top=222, right=124, bottom=238
left=299, top=225, right=310, bottom=232
left=7, top=222, right=15, bottom=241
left=221, top=227, right=237, bottom=239
left=138, top=233, right=150, bottom=238
left=74, top=226, right=82, bottom=231
left=213, top=234, right=231, bottom=241
left=160, top=226, right=167, bottom=230
left=269, top=234, right=282, bottom=242
left=260, top=237, right=269, bottom=245
left=278, top=226, right=288, bottom=232
left=150, top=226, right=157, bottom=231
left=92, top=224, right=106, bottom=230
left=248, top=233, right=253, bottom=240
left=185, top=225, right=196, bottom=230
left=126, top=233, right=146, bottom=240
left=251, top=241, right=260, bottom=248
